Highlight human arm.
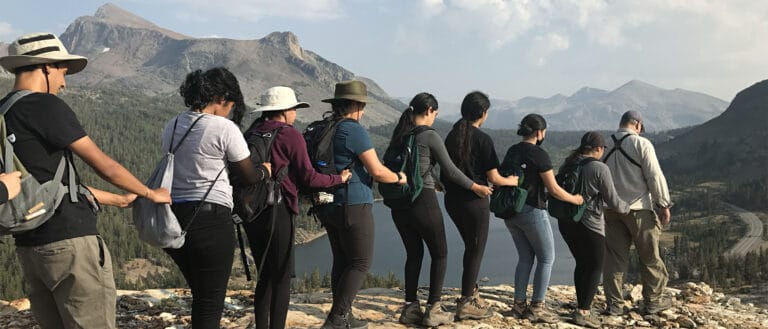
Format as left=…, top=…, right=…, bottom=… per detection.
left=639, top=139, right=672, bottom=209
left=594, top=163, right=629, bottom=214
left=0, top=171, right=22, bottom=202
left=540, top=169, right=583, bottom=205
left=427, top=131, right=490, bottom=196
left=69, top=136, right=170, bottom=203
left=86, top=186, right=136, bottom=208
left=287, top=128, right=346, bottom=188
left=487, top=168, right=518, bottom=187
left=358, top=149, right=405, bottom=184
left=230, top=158, right=271, bottom=184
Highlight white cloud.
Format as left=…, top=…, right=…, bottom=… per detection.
left=0, top=22, right=21, bottom=42
left=159, top=0, right=344, bottom=21
left=530, top=33, right=570, bottom=66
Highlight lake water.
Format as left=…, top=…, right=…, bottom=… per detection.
left=294, top=197, right=577, bottom=287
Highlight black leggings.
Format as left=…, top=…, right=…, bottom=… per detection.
left=245, top=202, right=294, bottom=329
left=445, top=194, right=490, bottom=297
left=391, top=188, right=447, bottom=304
left=165, top=202, right=235, bottom=329
left=558, top=218, right=605, bottom=310
left=318, top=204, right=374, bottom=316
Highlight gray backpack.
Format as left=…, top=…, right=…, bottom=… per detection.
left=0, top=90, right=91, bottom=235
left=132, top=114, right=223, bottom=249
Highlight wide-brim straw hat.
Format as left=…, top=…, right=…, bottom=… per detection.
left=251, top=86, right=310, bottom=112
left=0, top=32, right=87, bottom=75
left=322, top=80, right=369, bottom=103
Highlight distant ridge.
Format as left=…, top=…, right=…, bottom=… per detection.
left=658, top=79, right=768, bottom=181
left=483, top=80, right=728, bottom=131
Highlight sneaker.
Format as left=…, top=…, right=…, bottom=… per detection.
left=571, top=311, right=601, bottom=328
left=603, top=301, right=625, bottom=316
left=346, top=311, right=368, bottom=329
left=510, top=300, right=527, bottom=318
left=644, top=297, right=672, bottom=314
left=422, top=302, right=454, bottom=327
left=527, top=301, right=559, bottom=324
left=456, top=295, right=493, bottom=320
left=399, top=302, right=424, bottom=325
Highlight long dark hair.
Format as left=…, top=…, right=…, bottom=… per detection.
left=179, top=67, right=245, bottom=125
left=562, top=131, right=600, bottom=169
left=386, top=92, right=438, bottom=154
left=449, top=91, right=490, bottom=172
left=516, top=113, right=547, bottom=138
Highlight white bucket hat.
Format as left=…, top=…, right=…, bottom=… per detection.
left=0, top=32, right=88, bottom=74
left=252, top=86, right=310, bottom=112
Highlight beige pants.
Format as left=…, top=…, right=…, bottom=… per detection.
left=603, top=209, right=668, bottom=306
left=16, top=235, right=116, bottom=329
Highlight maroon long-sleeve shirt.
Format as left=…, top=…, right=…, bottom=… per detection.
left=247, top=120, right=343, bottom=214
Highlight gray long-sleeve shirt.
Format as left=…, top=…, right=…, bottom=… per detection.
left=604, top=128, right=672, bottom=210
left=415, top=128, right=475, bottom=190
left=577, top=156, right=630, bottom=236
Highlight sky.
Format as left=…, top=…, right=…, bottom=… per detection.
left=2, top=0, right=767, bottom=105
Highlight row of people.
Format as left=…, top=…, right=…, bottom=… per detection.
left=0, top=32, right=672, bottom=329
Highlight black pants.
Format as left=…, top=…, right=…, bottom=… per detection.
left=318, top=204, right=374, bottom=316
left=445, top=193, right=490, bottom=297
left=558, top=218, right=605, bottom=310
left=245, top=202, right=294, bottom=329
left=391, top=188, right=447, bottom=304
left=165, top=202, right=234, bottom=329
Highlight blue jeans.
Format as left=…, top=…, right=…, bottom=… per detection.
left=504, top=205, right=555, bottom=302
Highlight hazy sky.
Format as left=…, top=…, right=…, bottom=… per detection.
left=2, top=1, right=766, bottom=104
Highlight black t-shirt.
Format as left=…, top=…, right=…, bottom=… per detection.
left=442, top=124, right=500, bottom=200
left=503, top=142, right=553, bottom=209
left=3, top=91, right=97, bottom=247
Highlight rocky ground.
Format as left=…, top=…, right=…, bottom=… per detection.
left=1, top=282, right=767, bottom=328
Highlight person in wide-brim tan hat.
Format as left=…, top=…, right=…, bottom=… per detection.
left=0, top=32, right=87, bottom=74
left=322, top=80, right=369, bottom=104
left=242, top=86, right=310, bottom=129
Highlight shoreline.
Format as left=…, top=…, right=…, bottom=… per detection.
left=296, top=199, right=384, bottom=246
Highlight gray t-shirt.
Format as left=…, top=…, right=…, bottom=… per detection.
left=416, top=128, right=474, bottom=190
left=161, top=111, right=250, bottom=209
left=577, top=156, right=630, bottom=236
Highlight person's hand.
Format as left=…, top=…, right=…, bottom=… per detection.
left=340, top=169, right=352, bottom=183
left=117, top=193, right=138, bottom=208
left=397, top=172, right=407, bottom=185
left=505, top=175, right=519, bottom=187
left=572, top=194, right=584, bottom=205
left=658, top=207, right=671, bottom=225
left=471, top=184, right=492, bottom=198
left=146, top=187, right=171, bottom=204
left=262, top=162, right=272, bottom=176
left=0, top=171, right=22, bottom=201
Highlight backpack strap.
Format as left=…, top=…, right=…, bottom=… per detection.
left=0, top=90, right=34, bottom=173
left=170, top=113, right=206, bottom=154
left=604, top=134, right=642, bottom=168
left=181, top=166, right=226, bottom=233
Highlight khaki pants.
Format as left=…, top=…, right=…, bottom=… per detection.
left=16, top=235, right=116, bottom=329
left=603, top=209, right=668, bottom=306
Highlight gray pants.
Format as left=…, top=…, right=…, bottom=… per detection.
left=16, top=235, right=116, bottom=329
left=603, top=209, right=668, bottom=306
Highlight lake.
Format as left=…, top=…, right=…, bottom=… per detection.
left=295, top=196, right=577, bottom=287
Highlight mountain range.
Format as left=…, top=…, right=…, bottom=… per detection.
left=475, top=80, right=729, bottom=131
left=1, top=3, right=403, bottom=126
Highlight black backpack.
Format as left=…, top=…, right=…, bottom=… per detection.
left=379, top=126, right=434, bottom=208
left=548, top=157, right=597, bottom=222
left=302, top=112, right=356, bottom=206
left=490, top=146, right=529, bottom=219
left=231, top=122, right=288, bottom=223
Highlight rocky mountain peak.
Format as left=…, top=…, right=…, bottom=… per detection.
left=613, top=79, right=663, bottom=95
left=261, top=31, right=303, bottom=59
left=83, top=3, right=189, bottom=40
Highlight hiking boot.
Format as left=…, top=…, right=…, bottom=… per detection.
left=510, top=300, right=528, bottom=318
left=456, top=295, right=493, bottom=320
left=320, top=313, right=347, bottom=329
left=644, top=297, right=672, bottom=314
left=472, top=285, right=489, bottom=308
left=571, top=311, right=601, bottom=328
left=346, top=311, right=368, bottom=329
left=422, top=302, right=454, bottom=327
left=603, top=301, right=625, bottom=316
left=527, top=301, right=559, bottom=324
left=399, top=302, right=424, bottom=325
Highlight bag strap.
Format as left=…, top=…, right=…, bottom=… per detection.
left=181, top=166, right=226, bottom=233
left=170, top=113, right=206, bottom=154
left=604, top=134, right=642, bottom=168
left=0, top=90, right=33, bottom=173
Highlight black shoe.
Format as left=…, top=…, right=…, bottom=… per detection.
left=603, top=302, right=624, bottom=316
left=321, top=313, right=348, bottom=329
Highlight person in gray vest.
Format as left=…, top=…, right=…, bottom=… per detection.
left=602, top=110, right=673, bottom=315
left=0, top=32, right=171, bottom=329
